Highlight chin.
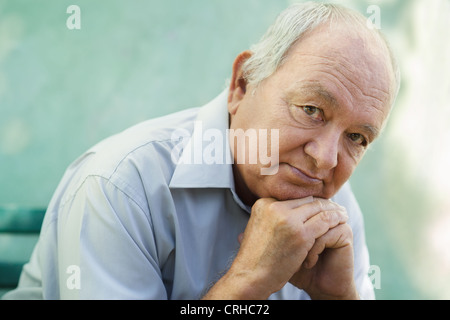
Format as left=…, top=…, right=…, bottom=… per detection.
left=260, top=180, right=337, bottom=201
left=263, top=183, right=318, bottom=201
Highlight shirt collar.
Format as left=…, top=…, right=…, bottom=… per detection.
left=169, top=89, right=234, bottom=189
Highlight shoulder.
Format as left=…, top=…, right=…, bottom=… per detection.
left=83, top=108, right=198, bottom=174
left=89, top=107, right=199, bottom=175
left=53, top=107, right=200, bottom=210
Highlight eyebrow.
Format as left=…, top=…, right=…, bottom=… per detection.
left=293, top=82, right=338, bottom=107
left=358, top=124, right=380, bottom=142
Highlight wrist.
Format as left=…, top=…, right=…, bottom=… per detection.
left=202, top=266, right=273, bottom=300
left=309, top=283, right=360, bottom=300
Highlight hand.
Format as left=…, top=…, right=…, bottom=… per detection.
left=289, top=222, right=359, bottom=299
left=226, top=197, right=350, bottom=299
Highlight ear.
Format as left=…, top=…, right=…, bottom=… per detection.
left=228, top=50, right=252, bottom=115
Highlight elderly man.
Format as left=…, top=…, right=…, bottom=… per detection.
left=4, top=2, right=398, bottom=300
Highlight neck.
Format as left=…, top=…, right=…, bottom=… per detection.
left=232, top=164, right=258, bottom=207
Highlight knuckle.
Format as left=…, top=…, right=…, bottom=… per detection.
left=267, top=199, right=282, bottom=212
left=318, top=210, right=337, bottom=224
left=252, top=198, right=274, bottom=214
left=314, top=199, right=325, bottom=212
left=335, top=224, right=354, bottom=246
left=267, top=201, right=290, bottom=223
left=342, top=223, right=354, bottom=239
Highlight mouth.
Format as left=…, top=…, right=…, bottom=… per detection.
left=286, top=164, right=323, bottom=185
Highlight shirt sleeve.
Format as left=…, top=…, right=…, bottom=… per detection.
left=57, top=175, right=167, bottom=299
left=333, top=182, right=375, bottom=300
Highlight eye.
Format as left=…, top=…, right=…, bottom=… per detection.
left=302, top=106, right=323, bottom=121
left=348, top=133, right=367, bottom=147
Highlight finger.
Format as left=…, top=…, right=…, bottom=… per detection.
left=302, top=206, right=348, bottom=241
left=295, top=198, right=348, bottom=223
left=303, top=224, right=353, bottom=269
left=267, top=196, right=314, bottom=211
left=250, top=197, right=314, bottom=219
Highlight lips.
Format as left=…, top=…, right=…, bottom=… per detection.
left=286, top=164, right=323, bottom=184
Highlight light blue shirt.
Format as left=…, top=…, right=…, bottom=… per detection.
left=4, top=90, right=374, bottom=300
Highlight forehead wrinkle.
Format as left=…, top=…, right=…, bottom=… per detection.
left=291, top=49, right=390, bottom=108
left=335, top=63, right=388, bottom=107
left=308, top=60, right=389, bottom=116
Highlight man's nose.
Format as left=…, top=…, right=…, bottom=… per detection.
left=303, top=129, right=339, bottom=170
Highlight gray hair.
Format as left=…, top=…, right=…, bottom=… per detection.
left=241, top=2, right=400, bottom=104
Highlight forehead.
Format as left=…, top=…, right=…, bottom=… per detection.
left=274, top=24, right=393, bottom=121
left=282, top=23, right=393, bottom=99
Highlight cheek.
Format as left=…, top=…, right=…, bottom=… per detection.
left=277, top=126, right=306, bottom=152
left=334, top=156, right=357, bottom=185
left=276, top=128, right=319, bottom=165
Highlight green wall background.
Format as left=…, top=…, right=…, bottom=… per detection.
left=1, top=0, right=449, bottom=299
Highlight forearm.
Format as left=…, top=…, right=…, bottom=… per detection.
left=202, top=267, right=273, bottom=300
left=202, top=270, right=359, bottom=300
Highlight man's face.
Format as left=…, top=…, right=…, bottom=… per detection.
left=228, top=24, right=394, bottom=204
